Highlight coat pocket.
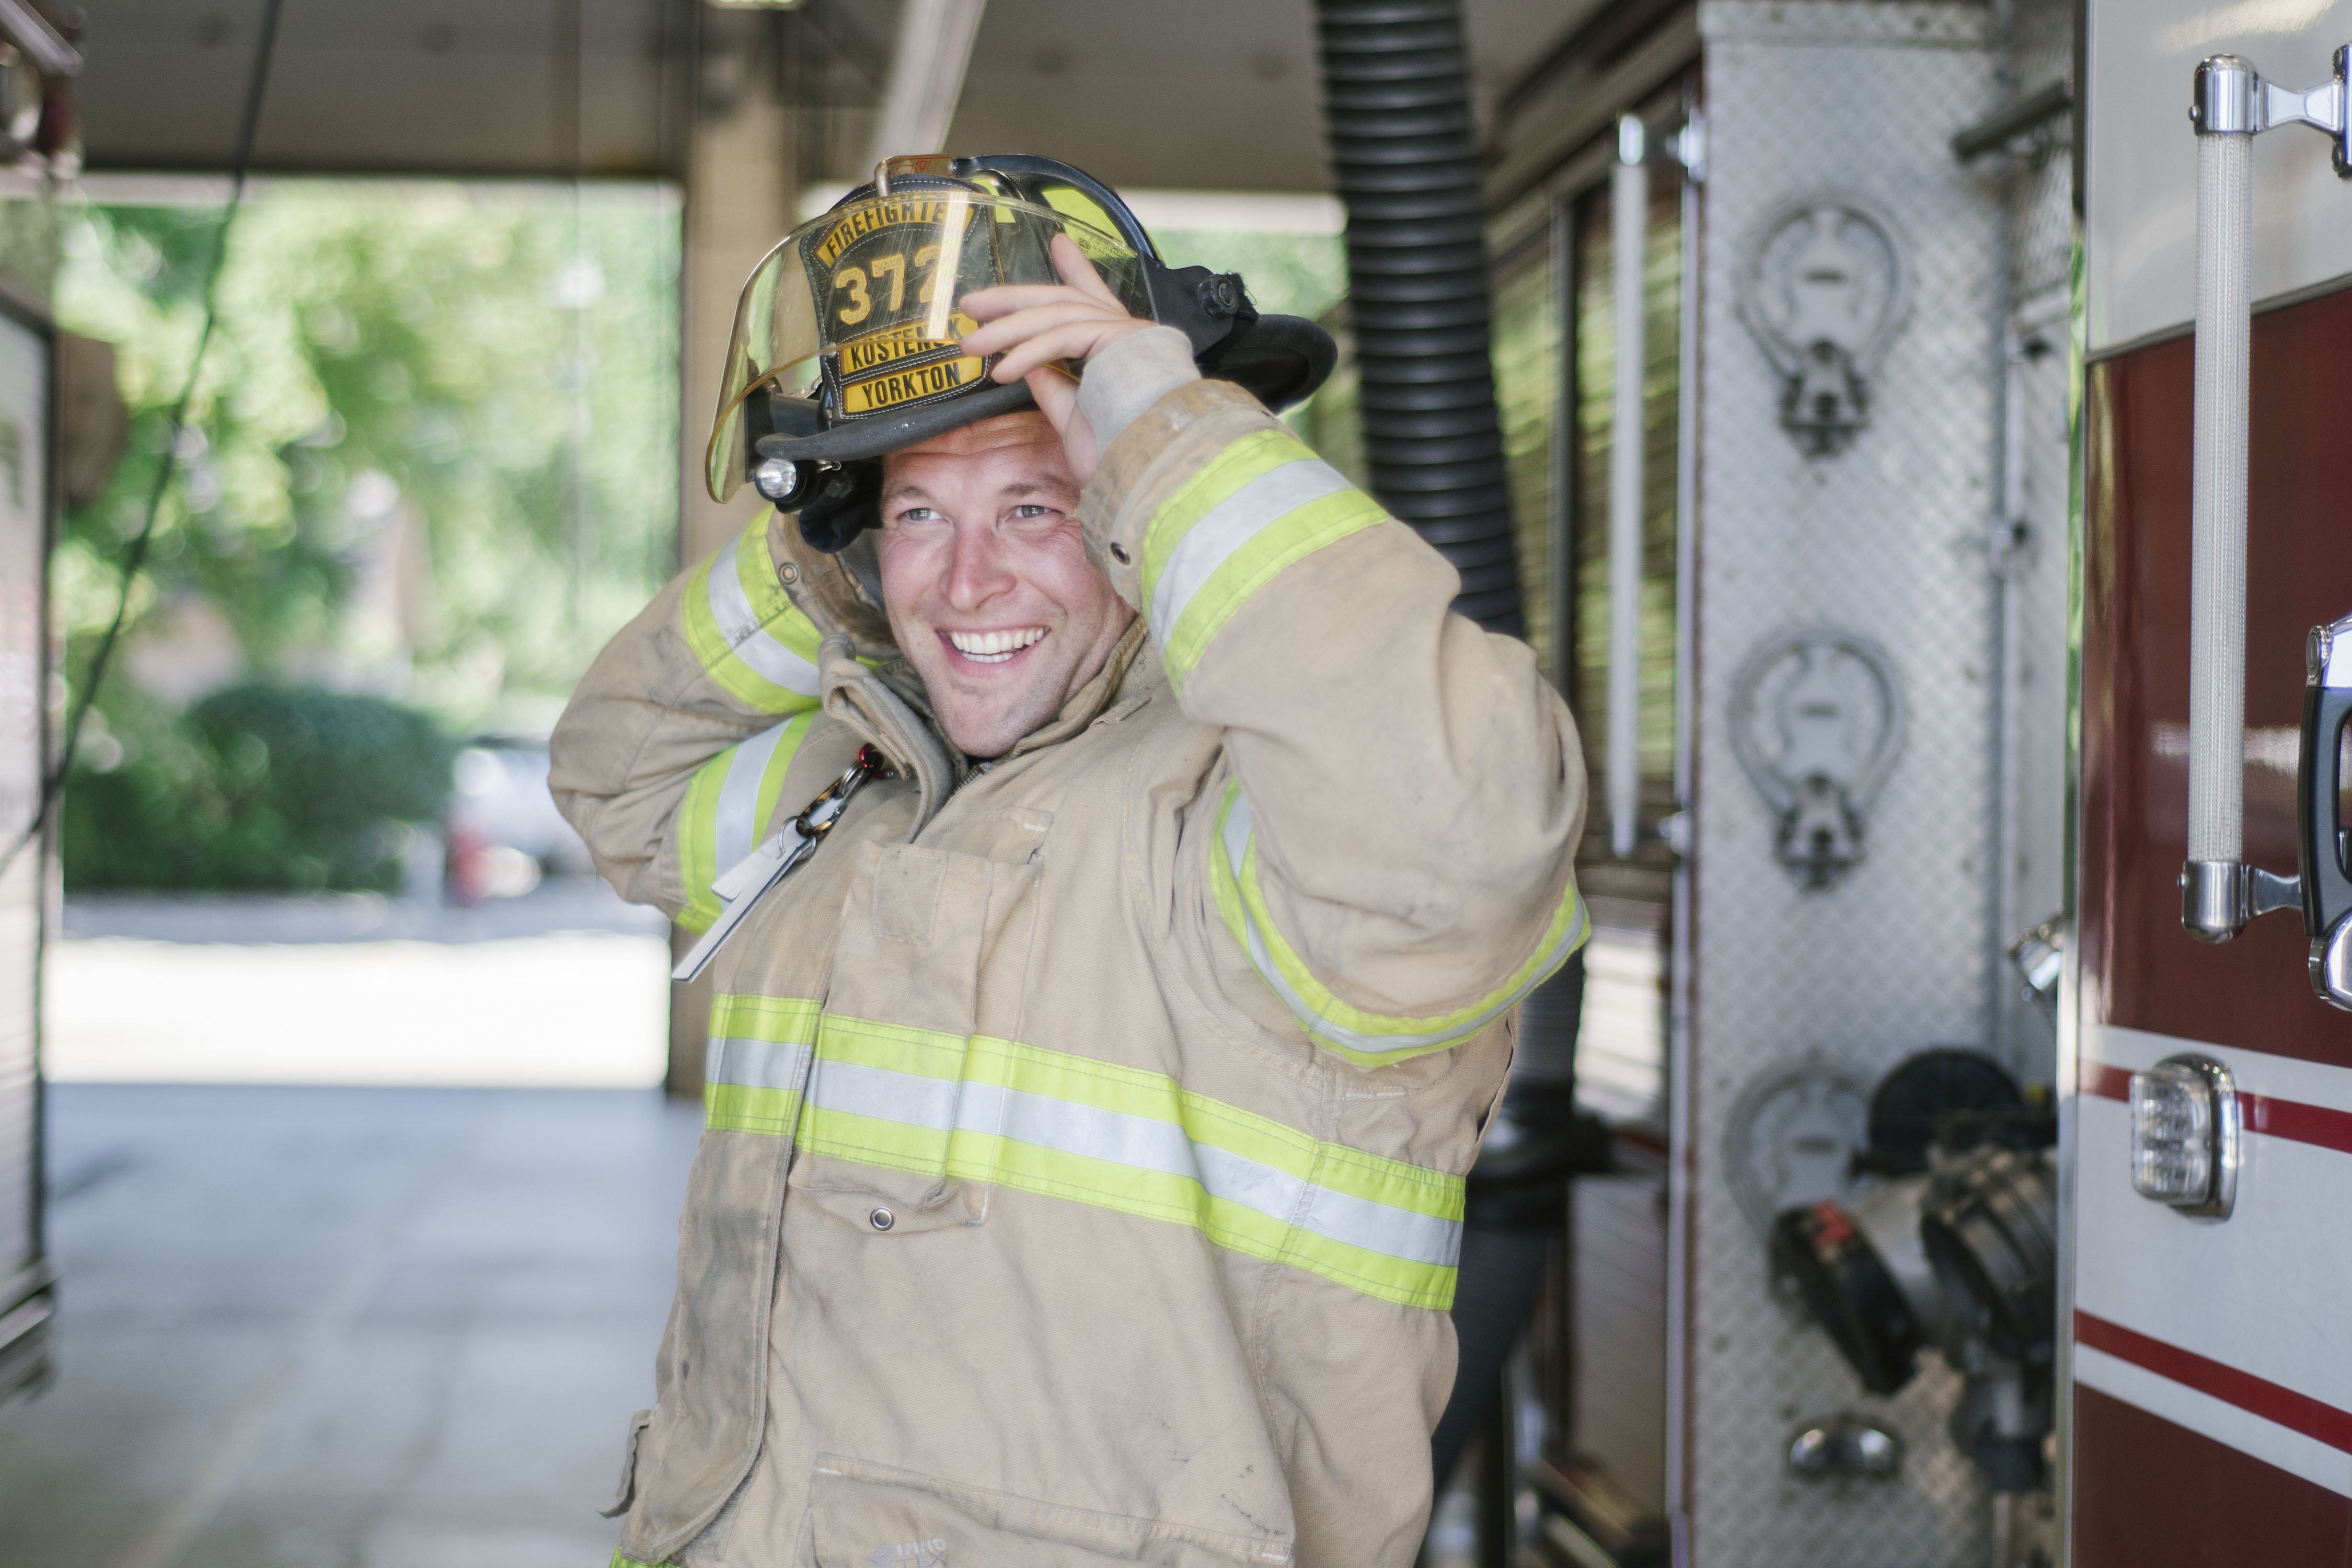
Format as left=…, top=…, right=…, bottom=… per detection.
left=797, top=832, right=1043, bottom=1231
left=807, top=1456, right=1293, bottom=1568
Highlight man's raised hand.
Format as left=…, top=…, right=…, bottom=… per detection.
left=960, top=234, right=1154, bottom=482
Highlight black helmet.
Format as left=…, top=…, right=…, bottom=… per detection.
left=705, top=153, right=1336, bottom=552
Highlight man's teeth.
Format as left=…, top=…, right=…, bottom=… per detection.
left=947, top=627, right=1046, bottom=664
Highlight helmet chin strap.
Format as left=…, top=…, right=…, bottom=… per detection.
left=831, top=532, right=888, bottom=614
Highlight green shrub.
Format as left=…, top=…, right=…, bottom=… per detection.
left=62, top=683, right=455, bottom=893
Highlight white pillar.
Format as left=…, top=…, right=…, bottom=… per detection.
left=670, top=21, right=800, bottom=1098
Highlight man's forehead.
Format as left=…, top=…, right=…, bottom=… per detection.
left=887, top=412, right=1063, bottom=465
left=882, top=412, right=1076, bottom=497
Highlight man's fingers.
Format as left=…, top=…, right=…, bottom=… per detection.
left=990, top=320, right=1138, bottom=383
left=962, top=233, right=1147, bottom=400
left=962, top=298, right=1127, bottom=356
left=960, top=282, right=1092, bottom=321
left=1025, top=362, right=1080, bottom=433
left=1048, top=233, right=1125, bottom=309
left=961, top=238, right=1129, bottom=324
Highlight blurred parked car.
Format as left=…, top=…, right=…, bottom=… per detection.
left=444, top=736, right=596, bottom=902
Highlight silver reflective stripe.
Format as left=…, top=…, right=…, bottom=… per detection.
left=809, top=1057, right=960, bottom=1128
left=1191, top=1140, right=1309, bottom=1231
left=960, top=1083, right=1320, bottom=1241
left=1219, top=791, right=1585, bottom=1057
left=806, top=1056, right=1458, bottom=1270
left=712, top=720, right=792, bottom=885
left=706, top=1035, right=813, bottom=1091
left=1299, top=1182, right=1461, bottom=1270
left=705, top=542, right=820, bottom=697
left=1150, top=458, right=1352, bottom=636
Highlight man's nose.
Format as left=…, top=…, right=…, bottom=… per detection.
left=942, top=517, right=1016, bottom=611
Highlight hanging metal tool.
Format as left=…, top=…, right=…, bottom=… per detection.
left=1727, top=628, right=1905, bottom=888
left=1735, top=195, right=1909, bottom=457
left=672, top=744, right=892, bottom=983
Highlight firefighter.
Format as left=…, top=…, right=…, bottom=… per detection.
left=550, top=156, right=1588, bottom=1568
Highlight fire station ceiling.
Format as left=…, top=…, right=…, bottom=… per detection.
left=75, top=0, right=683, bottom=177
left=941, top=0, right=1599, bottom=192
left=73, top=0, right=1608, bottom=189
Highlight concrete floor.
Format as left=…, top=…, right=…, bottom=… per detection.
left=46, top=883, right=672, bottom=1089
left=0, top=1083, right=700, bottom=1568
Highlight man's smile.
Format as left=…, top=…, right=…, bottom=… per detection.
left=942, top=626, right=1049, bottom=666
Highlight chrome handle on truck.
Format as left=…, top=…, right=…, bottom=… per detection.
left=2180, top=49, right=2352, bottom=945
left=2300, top=616, right=2352, bottom=1009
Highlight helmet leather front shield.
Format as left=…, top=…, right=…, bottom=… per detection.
left=706, top=183, right=1150, bottom=502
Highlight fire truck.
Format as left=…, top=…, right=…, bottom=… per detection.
left=1455, top=0, right=2352, bottom=1564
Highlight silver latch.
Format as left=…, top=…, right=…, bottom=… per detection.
left=1735, top=199, right=1911, bottom=457
left=2193, top=50, right=2352, bottom=176
left=1728, top=629, right=1905, bottom=889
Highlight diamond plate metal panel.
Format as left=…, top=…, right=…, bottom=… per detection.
left=1689, top=6, right=2003, bottom=1564
left=2008, top=0, right=2077, bottom=308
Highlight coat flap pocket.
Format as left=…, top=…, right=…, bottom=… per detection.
left=827, top=841, right=1037, bottom=1038
left=799, top=840, right=1042, bottom=1225
left=810, top=1457, right=1292, bottom=1568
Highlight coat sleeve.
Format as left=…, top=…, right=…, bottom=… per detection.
left=546, top=511, right=837, bottom=930
left=1079, top=371, right=1590, bottom=1069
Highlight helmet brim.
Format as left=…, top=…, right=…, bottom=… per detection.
left=754, top=378, right=1041, bottom=466
left=1205, top=315, right=1339, bottom=413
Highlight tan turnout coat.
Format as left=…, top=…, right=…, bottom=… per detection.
left=550, top=375, right=1588, bottom=1568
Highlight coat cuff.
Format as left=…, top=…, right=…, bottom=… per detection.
left=1075, top=325, right=1200, bottom=460
left=1078, top=377, right=1280, bottom=610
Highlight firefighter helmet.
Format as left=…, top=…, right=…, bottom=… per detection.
left=705, top=154, right=1337, bottom=551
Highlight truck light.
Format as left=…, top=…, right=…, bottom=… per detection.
left=2127, top=1055, right=2239, bottom=1218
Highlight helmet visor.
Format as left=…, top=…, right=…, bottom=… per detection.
left=706, top=183, right=1151, bottom=501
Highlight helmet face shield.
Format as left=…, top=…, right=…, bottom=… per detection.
left=706, top=181, right=1151, bottom=502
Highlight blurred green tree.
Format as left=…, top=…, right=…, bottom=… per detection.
left=63, top=683, right=457, bottom=893
left=52, top=181, right=682, bottom=734
left=48, top=181, right=680, bottom=891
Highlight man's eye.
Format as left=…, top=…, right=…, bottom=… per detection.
left=897, top=507, right=939, bottom=524
left=1013, top=504, right=1053, bottom=519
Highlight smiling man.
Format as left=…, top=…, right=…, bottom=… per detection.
left=875, top=414, right=1131, bottom=759
left=551, top=158, right=1588, bottom=1568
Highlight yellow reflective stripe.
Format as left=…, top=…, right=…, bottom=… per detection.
left=1139, top=428, right=1304, bottom=593
left=674, top=754, right=727, bottom=934
left=678, top=513, right=826, bottom=714
left=795, top=1013, right=973, bottom=1174
left=1209, top=781, right=1588, bottom=1068
left=610, top=1555, right=660, bottom=1568
left=1137, top=428, right=1386, bottom=688
left=705, top=993, right=821, bottom=1135
left=1158, top=488, right=1386, bottom=686
left=671, top=711, right=815, bottom=935
left=716, top=999, right=1466, bottom=1308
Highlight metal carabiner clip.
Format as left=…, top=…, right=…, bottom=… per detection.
left=671, top=744, right=893, bottom=983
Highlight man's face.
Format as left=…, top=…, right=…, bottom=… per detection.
left=877, top=412, right=1136, bottom=758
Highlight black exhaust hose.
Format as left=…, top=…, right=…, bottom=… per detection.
left=1314, top=0, right=1595, bottom=1498
left=1312, top=0, right=1525, bottom=635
